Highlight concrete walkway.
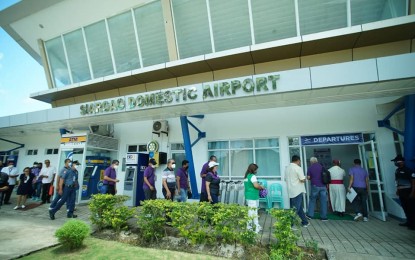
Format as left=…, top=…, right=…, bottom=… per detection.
left=0, top=197, right=414, bottom=260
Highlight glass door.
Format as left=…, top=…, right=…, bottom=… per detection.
left=358, top=141, right=386, bottom=221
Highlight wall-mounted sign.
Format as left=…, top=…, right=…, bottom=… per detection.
left=301, top=133, right=363, bottom=146
left=60, top=136, right=87, bottom=147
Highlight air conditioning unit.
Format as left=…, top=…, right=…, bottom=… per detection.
left=152, top=120, right=168, bottom=135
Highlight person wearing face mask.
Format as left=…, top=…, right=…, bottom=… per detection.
left=49, top=160, right=80, bottom=219
left=1, top=160, right=19, bottom=205
left=176, top=160, right=191, bottom=202
left=40, top=159, right=56, bottom=204
left=143, top=158, right=157, bottom=200
left=102, top=160, right=120, bottom=195
left=49, top=159, right=71, bottom=211
left=31, top=162, right=42, bottom=201
left=392, top=155, right=415, bottom=230
left=162, top=159, right=177, bottom=201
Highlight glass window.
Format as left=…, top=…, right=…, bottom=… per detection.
left=251, top=0, right=297, bottom=44
left=108, top=11, right=140, bottom=73
left=127, top=145, right=138, bottom=152
left=45, top=36, right=70, bottom=87
left=171, top=143, right=185, bottom=150
left=134, top=1, right=169, bottom=67
left=298, top=0, right=347, bottom=35
left=351, top=0, right=407, bottom=26
left=208, top=138, right=280, bottom=178
left=209, top=0, right=252, bottom=52
left=172, top=0, right=212, bottom=58
left=63, top=29, right=91, bottom=83
left=84, top=21, right=114, bottom=78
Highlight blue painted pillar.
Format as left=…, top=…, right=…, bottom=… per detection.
left=180, top=116, right=200, bottom=199
left=404, top=95, right=415, bottom=170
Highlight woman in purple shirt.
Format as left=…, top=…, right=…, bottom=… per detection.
left=176, top=160, right=190, bottom=202
left=206, top=162, right=221, bottom=204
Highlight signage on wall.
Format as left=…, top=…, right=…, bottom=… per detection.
left=79, top=73, right=281, bottom=116
left=301, top=133, right=363, bottom=146
left=60, top=136, right=87, bottom=147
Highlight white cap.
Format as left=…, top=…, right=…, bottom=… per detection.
left=208, top=161, right=219, bottom=168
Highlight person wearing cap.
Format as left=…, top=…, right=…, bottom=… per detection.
left=328, top=159, right=346, bottom=217
left=102, top=160, right=120, bottom=195
left=49, top=159, right=71, bottom=211
left=306, top=157, right=328, bottom=221
left=244, top=163, right=265, bottom=233
left=40, top=159, right=56, bottom=204
left=162, top=159, right=177, bottom=201
left=348, top=159, right=369, bottom=222
left=200, top=155, right=217, bottom=202
left=143, top=158, right=157, bottom=200
left=205, top=161, right=221, bottom=204
left=1, top=160, right=19, bottom=205
left=392, top=155, right=415, bottom=229
left=49, top=160, right=80, bottom=219
left=285, top=155, right=309, bottom=227
left=31, top=162, right=42, bottom=201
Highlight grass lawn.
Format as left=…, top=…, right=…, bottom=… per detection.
left=21, top=237, right=224, bottom=260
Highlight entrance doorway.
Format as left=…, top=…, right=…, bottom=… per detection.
left=300, top=138, right=386, bottom=221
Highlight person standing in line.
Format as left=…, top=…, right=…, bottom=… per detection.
left=49, top=159, right=71, bottom=210
left=392, top=155, right=415, bottom=230
left=306, top=157, right=328, bottom=221
left=205, top=161, right=221, bottom=204
left=102, top=160, right=120, bottom=195
left=49, top=160, right=80, bottom=220
left=31, top=162, right=42, bottom=201
left=1, top=160, right=19, bottom=205
left=348, top=159, right=369, bottom=222
left=285, top=155, right=309, bottom=227
left=328, top=159, right=346, bottom=217
left=143, top=159, right=157, bottom=200
left=244, top=163, right=265, bottom=233
left=14, top=167, right=35, bottom=210
left=162, top=159, right=177, bottom=201
left=0, top=169, right=9, bottom=209
left=200, top=155, right=217, bottom=202
left=176, top=160, right=190, bottom=202
left=40, top=159, right=56, bottom=204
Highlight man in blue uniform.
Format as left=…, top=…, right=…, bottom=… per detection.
left=392, top=155, right=415, bottom=230
left=49, top=160, right=80, bottom=220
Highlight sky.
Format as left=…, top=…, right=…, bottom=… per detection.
left=0, top=0, right=51, bottom=117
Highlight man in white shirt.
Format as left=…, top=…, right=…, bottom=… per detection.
left=1, top=160, right=19, bottom=205
left=285, top=155, right=309, bottom=227
left=40, top=159, right=57, bottom=204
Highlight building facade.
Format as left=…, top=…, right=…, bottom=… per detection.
left=1, top=0, right=415, bottom=220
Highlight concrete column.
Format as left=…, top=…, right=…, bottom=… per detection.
left=161, top=0, right=178, bottom=61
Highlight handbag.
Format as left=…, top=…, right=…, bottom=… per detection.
left=49, top=185, right=54, bottom=196
left=321, top=167, right=331, bottom=185
left=187, top=189, right=192, bottom=199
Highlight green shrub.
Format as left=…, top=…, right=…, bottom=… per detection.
left=89, top=194, right=135, bottom=231
left=55, top=220, right=90, bottom=250
left=137, top=200, right=256, bottom=245
left=269, top=208, right=300, bottom=259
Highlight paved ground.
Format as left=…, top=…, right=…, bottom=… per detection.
left=0, top=195, right=414, bottom=260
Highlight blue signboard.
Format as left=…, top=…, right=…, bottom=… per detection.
left=301, top=133, right=363, bottom=146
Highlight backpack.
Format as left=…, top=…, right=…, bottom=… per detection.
left=321, top=167, right=331, bottom=185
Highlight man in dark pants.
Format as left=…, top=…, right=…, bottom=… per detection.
left=199, top=155, right=216, bottom=202
left=348, top=159, right=369, bottom=222
left=102, top=160, right=120, bottom=195
left=0, top=171, right=9, bottom=208
left=49, top=160, right=80, bottom=220
left=1, top=160, right=19, bottom=205
left=49, top=158, right=71, bottom=210
left=392, top=155, right=415, bottom=230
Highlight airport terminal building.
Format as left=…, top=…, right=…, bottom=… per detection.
left=1, top=0, right=415, bottom=221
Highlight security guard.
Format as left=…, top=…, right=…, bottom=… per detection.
left=392, top=155, right=415, bottom=230
left=49, top=160, right=80, bottom=220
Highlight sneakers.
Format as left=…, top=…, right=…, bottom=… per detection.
left=305, top=215, right=312, bottom=220
left=13, top=206, right=20, bottom=210
left=321, top=218, right=329, bottom=222
left=21, top=205, right=25, bottom=209
left=49, top=210, right=55, bottom=220
left=399, top=222, right=409, bottom=227
left=363, top=217, right=368, bottom=222
left=67, top=214, right=78, bottom=218
left=302, top=223, right=310, bottom=228
left=354, top=213, right=363, bottom=221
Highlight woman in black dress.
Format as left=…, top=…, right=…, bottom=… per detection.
left=14, top=167, right=34, bottom=210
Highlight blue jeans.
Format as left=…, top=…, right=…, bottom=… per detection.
left=177, top=188, right=188, bottom=202
left=307, top=185, right=328, bottom=219
left=290, top=193, right=308, bottom=225
left=32, top=182, right=42, bottom=198
left=210, top=193, right=219, bottom=204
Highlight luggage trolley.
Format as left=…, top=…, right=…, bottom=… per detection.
left=219, top=180, right=229, bottom=203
